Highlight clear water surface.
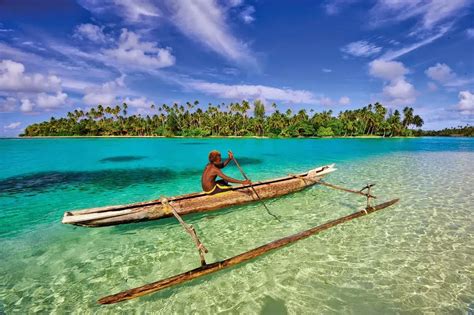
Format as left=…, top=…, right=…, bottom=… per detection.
left=0, top=137, right=473, bottom=313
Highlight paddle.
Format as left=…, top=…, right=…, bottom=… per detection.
left=229, top=151, right=281, bottom=222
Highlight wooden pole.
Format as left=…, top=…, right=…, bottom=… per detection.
left=231, top=154, right=280, bottom=222
left=318, top=181, right=377, bottom=199
left=98, top=198, right=399, bottom=305
left=161, top=198, right=208, bottom=266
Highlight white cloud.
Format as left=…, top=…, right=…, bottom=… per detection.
left=103, top=29, right=175, bottom=70
left=83, top=76, right=126, bottom=106
left=370, top=0, right=471, bottom=30
left=0, top=59, right=61, bottom=93
left=342, top=40, right=382, bottom=57
left=123, top=96, right=153, bottom=108
left=380, top=25, right=450, bottom=60
left=74, top=24, right=107, bottom=42
left=369, top=59, right=408, bottom=81
left=425, top=63, right=456, bottom=83
left=20, top=99, right=34, bottom=113
left=424, top=62, right=474, bottom=88
left=457, top=90, right=474, bottom=115
left=36, top=92, right=68, bottom=109
left=4, top=122, right=21, bottom=129
left=188, top=81, right=317, bottom=104
left=322, top=68, right=332, bottom=73
left=169, top=0, right=256, bottom=66
left=82, top=76, right=151, bottom=108
left=382, top=79, right=416, bottom=105
left=369, top=59, right=416, bottom=105
left=240, top=6, right=255, bottom=24
left=339, top=96, right=351, bottom=105
left=0, top=97, right=17, bottom=112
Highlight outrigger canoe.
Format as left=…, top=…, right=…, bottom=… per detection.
left=62, top=164, right=337, bottom=227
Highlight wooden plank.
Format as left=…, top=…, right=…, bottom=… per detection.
left=98, top=198, right=399, bottom=305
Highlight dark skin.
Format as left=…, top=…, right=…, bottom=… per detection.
left=201, top=151, right=251, bottom=192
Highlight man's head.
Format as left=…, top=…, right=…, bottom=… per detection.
left=208, top=150, right=222, bottom=164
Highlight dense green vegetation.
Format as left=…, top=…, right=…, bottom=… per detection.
left=415, top=125, right=473, bottom=137
left=21, top=100, right=424, bottom=137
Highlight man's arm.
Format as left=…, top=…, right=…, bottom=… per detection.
left=215, top=168, right=250, bottom=185
left=217, top=151, right=233, bottom=168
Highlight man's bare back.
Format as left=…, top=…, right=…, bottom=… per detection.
left=201, top=150, right=250, bottom=194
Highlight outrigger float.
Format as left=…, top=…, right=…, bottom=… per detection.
left=80, top=161, right=399, bottom=305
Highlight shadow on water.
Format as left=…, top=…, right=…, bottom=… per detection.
left=229, top=157, right=263, bottom=166
left=0, top=156, right=263, bottom=196
left=180, top=142, right=206, bottom=146
left=99, top=156, right=147, bottom=163
left=0, top=168, right=202, bottom=195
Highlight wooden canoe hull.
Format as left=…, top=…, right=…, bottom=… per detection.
left=62, top=164, right=336, bottom=227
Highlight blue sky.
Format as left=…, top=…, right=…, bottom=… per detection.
left=1, top=0, right=473, bottom=136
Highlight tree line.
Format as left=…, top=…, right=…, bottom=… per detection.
left=21, top=100, right=424, bottom=137
left=415, top=125, right=473, bottom=137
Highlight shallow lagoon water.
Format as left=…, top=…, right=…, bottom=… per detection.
left=0, top=137, right=473, bottom=313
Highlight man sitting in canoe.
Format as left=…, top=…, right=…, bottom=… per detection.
left=202, top=150, right=251, bottom=195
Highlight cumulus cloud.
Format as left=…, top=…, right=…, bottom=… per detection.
left=339, top=96, right=350, bottom=105
left=424, top=62, right=473, bottom=88
left=36, top=92, right=68, bottom=109
left=4, top=122, right=21, bottom=129
left=123, top=96, right=153, bottom=108
left=425, top=63, right=456, bottom=83
left=83, top=76, right=153, bottom=108
left=188, top=81, right=317, bottom=104
left=382, top=79, right=416, bottom=105
left=369, top=59, right=408, bottom=81
left=341, top=40, right=382, bottom=57
left=457, top=90, right=474, bottom=115
left=369, top=59, right=416, bottom=105
left=0, top=59, right=61, bottom=93
left=20, top=99, right=34, bottom=113
left=17, top=92, right=68, bottom=113
left=104, top=29, right=175, bottom=70
left=83, top=76, right=126, bottom=106
left=74, top=23, right=107, bottom=42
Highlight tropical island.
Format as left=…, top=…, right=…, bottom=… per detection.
left=21, top=101, right=426, bottom=138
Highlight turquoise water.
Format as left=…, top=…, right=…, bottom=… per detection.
left=0, top=137, right=473, bottom=313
